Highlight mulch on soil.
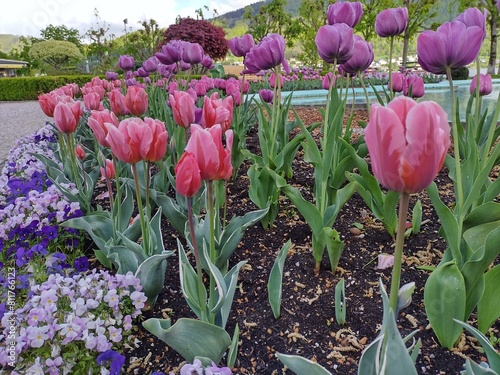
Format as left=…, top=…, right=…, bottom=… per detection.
left=97, top=107, right=499, bottom=374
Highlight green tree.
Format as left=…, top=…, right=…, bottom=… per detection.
left=124, top=19, right=165, bottom=61
left=10, top=36, right=41, bottom=75
left=40, top=24, right=83, bottom=52
left=85, top=8, right=115, bottom=68
left=297, top=0, right=332, bottom=68
left=243, top=0, right=302, bottom=46
left=29, top=40, right=83, bottom=73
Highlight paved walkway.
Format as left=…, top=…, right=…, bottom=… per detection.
left=0, top=101, right=52, bottom=167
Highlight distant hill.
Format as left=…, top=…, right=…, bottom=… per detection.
left=216, top=0, right=455, bottom=29
left=0, top=34, right=21, bottom=54
left=216, top=0, right=301, bottom=28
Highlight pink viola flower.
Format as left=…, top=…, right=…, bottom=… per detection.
left=169, top=90, right=196, bottom=128
left=327, top=1, right=363, bottom=28
left=54, top=101, right=82, bottom=134
left=201, top=92, right=234, bottom=132
left=185, top=123, right=234, bottom=181
left=125, top=86, right=149, bottom=116
left=365, top=96, right=450, bottom=193
left=87, top=109, right=120, bottom=147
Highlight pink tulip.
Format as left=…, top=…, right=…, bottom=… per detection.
left=54, top=101, right=82, bottom=134
left=201, top=93, right=234, bottom=132
left=389, top=72, right=405, bottom=92
left=175, top=151, right=201, bottom=197
left=38, top=92, right=59, bottom=117
left=100, top=159, right=115, bottom=180
left=108, top=90, right=129, bottom=116
left=105, top=117, right=147, bottom=164
left=142, top=118, right=168, bottom=162
left=87, top=109, right=120, bottom=147
left=170, top=90, right=196, bottom=128
left=365, top=96, right=450, bottom=193
left=75, top=144, right=85, bottom=160
left=185, top=123, right=233, bottom=180
left=84, top=92, right=104, bottom=111
left=404, top=75, right=425, bottom=98
left=125, top=86, right=149, bottom=116
left=322, top=72, right=337, bottom=90
left=225, top=80, right=244, bottom=106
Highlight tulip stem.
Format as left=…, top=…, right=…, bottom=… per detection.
left=66, top=133, right=86, bottom=211
left=358, top=71, right=371, bottom=115
left=112, top=155, right=122, bottom=232
left=446, top=66, right=464, bottom=215
left=389, top=192, right=410, bottom=313
left=207, top=180, right=216, bottom=324
left=269, top=68, right=281, bottom=161
left=474, top=58, right=481, bottom=136
left=132, top=163, right=150, bottom=256
left=187, top=196, right=208, bottom=322
left=388, top=36, right=395, bottom=100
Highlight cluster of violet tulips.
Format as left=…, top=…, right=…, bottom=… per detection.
left=2, top=3, right=500, bottom=374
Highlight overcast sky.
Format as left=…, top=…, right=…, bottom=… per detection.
left=1, top=0, right=256, bottom=38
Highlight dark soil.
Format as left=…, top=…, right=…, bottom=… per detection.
left=107, top=108, right=499, bottom=374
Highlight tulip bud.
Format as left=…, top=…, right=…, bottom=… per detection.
left=106, top=71, right=119, bottom=80
left=100, top=159, right=115, bottom=180
left=470, top=73, right=492, bottom=96
left=108, top=89, right=129, bottom=116
left=174, top=152, right=201, bottom=197
left=404, top=75, right=425, bottom=98
left=75, top=144, right=85, bottom=161
left=389, top=72, right=405, bottom=93
left=54, top=101, right=82, bottom=134
left=125, top=86, right=149, bottom=116
left=259, top=89, right=274, bottom=103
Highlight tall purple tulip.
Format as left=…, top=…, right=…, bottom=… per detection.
left=315, top=23, right=355, bottom=64
left=417, top=21, right=483, bottom=75
left=242, top=33, right=290, bottom=74
left=155, top=41, right=182, bottom=65
left=142, top=57, right=158, bottom=72
left=455, top=7, right=487, bottom=40
left=327, top=1, right=363, bottom=28
left=118, top=55, right=135, bottom=71
left=229, top=34, right=255, bottom=57
left=375, top=7, right=408, bottom=37
left=404, top=75, right=425, bottom=98
left=182, top=42, right=204, bottom=65
left=338, top=35, right=373, bottom=74
left=259, top=89, right=274, bottom=104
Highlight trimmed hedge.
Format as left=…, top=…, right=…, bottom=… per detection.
left=0, top=75, right=96, bottom=101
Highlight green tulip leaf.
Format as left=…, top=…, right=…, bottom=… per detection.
left=142, top=318, right=231, bottom=363
left=477, top=265, right=500, bottom=333
left=135, top=251, right=173, bottom=305
left=267, top=240, right=291, bottom=319
left=277, top=353, right=332, bottom=375
left=424, top=260, right=466, bottom=349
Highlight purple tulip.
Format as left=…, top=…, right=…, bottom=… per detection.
left=180, top=61, right=191, bottom=71
left=338, top=35, right=373, bottom=74
left=155, top=41, right=182, bottom=65
left=375, top=7, right=408, bottom=37
left=242, top=33, right=290, bottom=74
left=259, top=89, right=274, bottom=103
left=470, top=74, right=492, bottom=96
left=315, top=23, right=355, bottom=64
left=142, top=57, right=158, bottom=72
left=455, top=8, right=487, bottom=41
left=327, top=1, right=363, bottom=28
left=322, top=72, right=336, bottom=90
left=118, top=55, right=135, bottom=71
left=404, top=75, right=425, bottom=98
left=201, top=55, right=214, bottom=69
left=105, top=71, right=119, bottom=80
left=182, top=42, right=204, bottom=64
left=229, top=34, right=255, bottom=57
left=417, top=21, right=483, bottom=75
left=136, top=67, right=150, bottom=78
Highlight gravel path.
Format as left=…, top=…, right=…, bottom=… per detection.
left=0, top=101, right=51, bottom=167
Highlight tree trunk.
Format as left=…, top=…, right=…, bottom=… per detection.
left=489, top=6, right=497, bottom=74
left=402, top=27, right=410, bottom=67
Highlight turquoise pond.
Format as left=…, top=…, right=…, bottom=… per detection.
left=253, top=79, right=500, bottom=121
